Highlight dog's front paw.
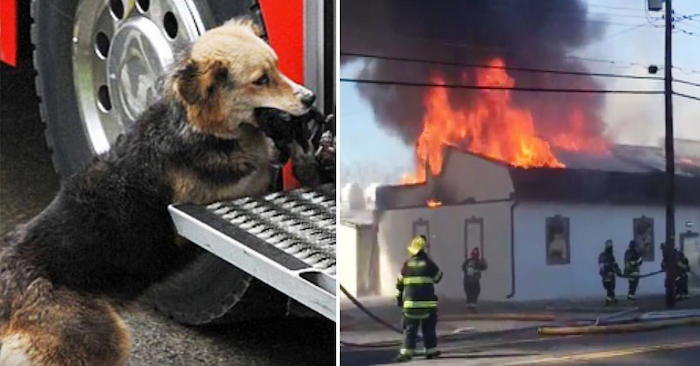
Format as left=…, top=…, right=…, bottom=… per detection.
left=290, top=141, right=321, bottom=187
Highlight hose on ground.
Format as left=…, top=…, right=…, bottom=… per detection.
left=538, top=316, right=700, bottom=336
left=339, top=283, right=405, bottom=348
left=339, top=284, right=544, bottom=349
left=339, top=283, right=402, bottom=334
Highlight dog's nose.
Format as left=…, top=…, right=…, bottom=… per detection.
left=299, top=92, right=316, bottom=108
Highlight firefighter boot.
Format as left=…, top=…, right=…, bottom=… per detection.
left=426, top=349, right=441, bottom=360
left=394, top=352, right=412, bottom=363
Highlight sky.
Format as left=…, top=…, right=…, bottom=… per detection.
left=339, top=0, right=700, bottom=187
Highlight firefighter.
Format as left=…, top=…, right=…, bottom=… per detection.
left=462, top=247, right=488, bottom=311
left=599, top=240, right=622, bottom=305
left=676, top=250, right=690, bottom=301
left=395, top=235, right=443, bottom=362
left=624, top=240, right=643, bottom=300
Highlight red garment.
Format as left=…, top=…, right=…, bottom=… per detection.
left=470, top=247, right=480, bottom=259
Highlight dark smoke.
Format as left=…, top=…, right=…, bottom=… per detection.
left=341, top=0, right=608, bottom=146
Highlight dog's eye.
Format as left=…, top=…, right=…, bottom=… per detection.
left=253, top=74, right=270, bottom=86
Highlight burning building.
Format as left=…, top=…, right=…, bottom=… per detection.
left=340, top=143, right=700, bottom=301
left=339, top=0, right=700, bottom=300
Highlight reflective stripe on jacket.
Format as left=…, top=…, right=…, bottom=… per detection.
left=396, top=251, right=442, bottom=310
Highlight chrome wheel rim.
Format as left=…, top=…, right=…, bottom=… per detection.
left=72, top=0, right=207, bottom=154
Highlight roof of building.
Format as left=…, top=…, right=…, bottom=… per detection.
left=340, top=209, right=375, bottom=226
left=496, top=144, right=700, bottom=205
left=376, top=143, right=700, bottom=210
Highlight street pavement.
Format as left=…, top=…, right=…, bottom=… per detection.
left=341, top=294, right=700, bottom=365
left=341, top=319, right=700, bottom=365
left=1, top=61, right=335, bottom=366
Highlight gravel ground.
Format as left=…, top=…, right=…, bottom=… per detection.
left=1, top=61, right=335, bottom=365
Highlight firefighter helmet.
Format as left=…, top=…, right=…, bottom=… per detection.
left=605, top=240, right=613, bottom=249
left=408, top=235, right=427, bottom=255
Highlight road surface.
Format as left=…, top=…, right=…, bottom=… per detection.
left=341, top=324, right=700, bottom=365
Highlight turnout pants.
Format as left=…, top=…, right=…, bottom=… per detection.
left=603, top=276, right=616, bottom=298
left=464, top=280, right=481, bottom=304
left=628, top=279, right=639, bottom=295
left=401, top=312, right=438, bottom=356
left=676, top=275, right=688, bottom=296
left=627, top=272, right=639, bottom=296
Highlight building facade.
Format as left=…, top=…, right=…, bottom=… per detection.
left=341, top=145, right=700, bottom=301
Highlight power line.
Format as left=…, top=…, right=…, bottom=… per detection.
left=444, top=2, right=661, bottom=26
left=492, top=0, right=653, bottom=17
left=581, top=22, right=659, bottom=48
left=340, top=78, right=664, bottom=95
left=341, top=52, right=664, bottom=81
left=674, top=79, right=700, bottom=88
left=677, top=28, right=700, bottom=37
left=674, top=92, right=700, bottom=101
left=345, top=27, right=661, bottom=71
left=587, top=2, right=648, bottom=12
left=565, top=55, right=659, bottom=69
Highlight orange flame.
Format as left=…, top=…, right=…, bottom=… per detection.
left=426, top=199, right=442, bottom=208
left=550, top=105, right=609, bottom=153
left=401, top=58, right=608, bottom=184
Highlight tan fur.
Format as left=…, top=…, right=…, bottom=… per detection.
left=168, top=128, right=276, bottom=204
left=172, top=19, right=312, bottom=139
left=0, top=279, right=130, bottom=366
left=169, top=167, right=272, bottom=205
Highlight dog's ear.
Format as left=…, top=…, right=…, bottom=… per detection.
left=174, top=60, right=202, bottom=105
left=174, top=60, right=229, bottom=105
left=174, top=59, right=229, bottom=131
left=228, top=17, right=263, bottom=37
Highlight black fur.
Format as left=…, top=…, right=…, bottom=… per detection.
left=0, top=97, right=263, bottom=313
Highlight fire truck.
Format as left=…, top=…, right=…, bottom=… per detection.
left=1, top=0, right=336, bottom=323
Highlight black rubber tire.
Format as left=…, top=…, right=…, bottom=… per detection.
left=148, top=253, right=288, bottom=325
left=31, top=0, right=94, bottom=177
left=31, top=0, right=284, bottom=325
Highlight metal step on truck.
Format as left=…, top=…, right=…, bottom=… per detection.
left=1, top=0, right=336, bottom=323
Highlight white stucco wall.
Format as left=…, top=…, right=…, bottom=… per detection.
left=338, top=223, right=359, bottom=296
left=440, top=149, right=514, bottom=202
left=376, top=201, right=513, bottom=301
left=512, top=202, right=700, bottom=301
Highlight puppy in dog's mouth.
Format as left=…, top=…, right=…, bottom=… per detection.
left=256, top=106, right=325, bottom=161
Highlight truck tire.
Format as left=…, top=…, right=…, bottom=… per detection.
left=31, top=0, right=282, bottom=325
left=149, top=252, right=288, bottom=325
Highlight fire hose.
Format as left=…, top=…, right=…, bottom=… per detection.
left=339, top=283, right=402, bottom=335
left=616, top=269, right=665, bottom=279
left=341, top=268, right=696, bottom=346
left=339, top=283, right=405, bottom=348
left=340, top=284, right=548, bottom=348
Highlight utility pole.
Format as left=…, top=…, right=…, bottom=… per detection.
left=662, top=0, right=676, bottom=308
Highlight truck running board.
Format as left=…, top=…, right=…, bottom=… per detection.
left=168, top=184, right=336, bottom=321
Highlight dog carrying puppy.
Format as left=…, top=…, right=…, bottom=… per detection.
left=0, top=19, right=323, bottom=366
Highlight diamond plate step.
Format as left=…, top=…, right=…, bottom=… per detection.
left=168, top=184, right=336, bottom=321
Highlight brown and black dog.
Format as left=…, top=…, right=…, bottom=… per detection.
left=0, top=19, right=321, bottom=366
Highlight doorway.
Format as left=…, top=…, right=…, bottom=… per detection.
left=413, top=219, right=430, bottom=252
left=464, top=217, right=484, bottom=259
left=680, top=231, right=700, bottom=290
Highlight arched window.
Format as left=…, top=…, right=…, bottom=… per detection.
left=546, top=215, right=570, bottom=265
left=633, top=216, right=655, bottom=262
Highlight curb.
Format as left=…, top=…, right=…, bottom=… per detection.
left=538, top=316, right=700, bottom=336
